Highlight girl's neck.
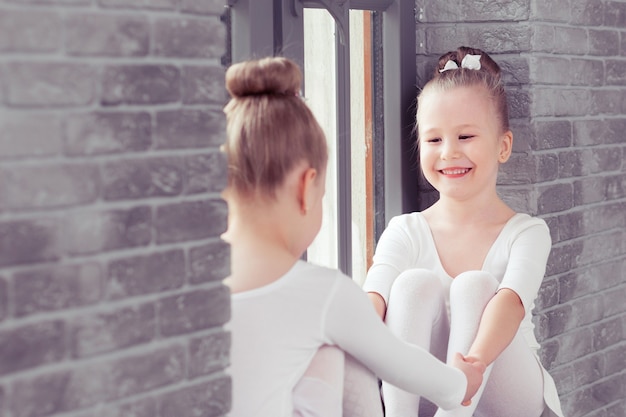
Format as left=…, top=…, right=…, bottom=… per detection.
left=223, top=201, right=301, bottom=293
left=427, top=192, right=513, bottom=226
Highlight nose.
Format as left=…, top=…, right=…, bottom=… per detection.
left=440, top=138, right=460, bottom=160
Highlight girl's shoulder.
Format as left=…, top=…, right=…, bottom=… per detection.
left=388, top=211, right=430, bottom=231
left=500, top=213, right=551, bottom=248
left=383, top=211, right=433, bottom=245
left=231, top=260, right=350, bottom=301
left=298, top=260, right=350, bottom=281
left=293, top=261, right=357, bottom=294
left=506, top=213, right=549, bottom=232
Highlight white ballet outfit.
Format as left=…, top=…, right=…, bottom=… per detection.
left=363, top=212, right=564, bottom=417
left=228, top=260, right=469, bottom=417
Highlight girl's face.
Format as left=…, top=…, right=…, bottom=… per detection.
left=417, top=85, right=511, bottom=202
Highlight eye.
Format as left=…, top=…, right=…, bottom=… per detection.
left=459, top=135, right=474, bottom=140
left=425, top=137, right=441, bottom=143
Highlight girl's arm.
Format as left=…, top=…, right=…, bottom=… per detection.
left=468, top=220, right=551, bottom=365
left=466, top=288, right=525, bottom=366
left=363, top=216, right=416, bottom=320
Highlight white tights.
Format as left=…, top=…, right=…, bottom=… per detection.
left=383, top=269, right=545, bottom=417
left=293, top=345, right=384, bottom=417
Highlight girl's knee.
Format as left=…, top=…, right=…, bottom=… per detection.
left=449, top=271, right=499, bottom=311
left=303, top=345, right=345, bottom=386
left=386, top=269, right=449, bottom=344
left=450, top=271, right=498, bottom=297
left=295, top=346, right=345, bottom=417
left=389, top=269, right=442, bottom=301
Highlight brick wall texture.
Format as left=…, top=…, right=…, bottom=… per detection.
left=0, top=1, right=231, bottom=416
left=417, top=0, right=626, bottom=416
left=1, top=0, right=624, bottom=416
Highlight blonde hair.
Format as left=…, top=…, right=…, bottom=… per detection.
left=223, top=57, right=328, bottom=198
left=417, top=46, right=509, bottom=134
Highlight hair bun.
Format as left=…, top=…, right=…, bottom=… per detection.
left=226, top=57, right=301, bottom=99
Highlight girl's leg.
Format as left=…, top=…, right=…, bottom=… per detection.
left=433, top=271, right=497, bottom=417
left=473, top=331, right=545, bottom=417
left=383, top=269, right=450, bottom=417
left=293, top=345, right=344, bottom=417
left=434, top=271, right=544, bottom=417
left=343, top=352, right=384, bottom=417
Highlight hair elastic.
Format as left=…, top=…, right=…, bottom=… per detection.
left=439, top=54, right=482, bottom=73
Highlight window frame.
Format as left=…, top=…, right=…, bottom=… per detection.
left=228, top=0, right=418, bottom=276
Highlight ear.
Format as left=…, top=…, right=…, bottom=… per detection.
left=297, top=167, right=318, bottom=215
left=498, top=130, right=513, bottom=163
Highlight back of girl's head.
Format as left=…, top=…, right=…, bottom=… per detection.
left=223, top=57, right=328, bottom=198
left=417, top=46, right=509, bottom=133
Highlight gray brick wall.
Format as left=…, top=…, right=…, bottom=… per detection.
left=417, top=0, right=626, bottom=415
left=0, top=1, right=231, bottom=416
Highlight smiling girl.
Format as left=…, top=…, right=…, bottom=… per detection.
left=363, top=47, right=564, bottom=417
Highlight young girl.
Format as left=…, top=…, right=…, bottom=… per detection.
left=363, top=46, right=564, bottom=417
left=222, top=56, right=485, bottom=417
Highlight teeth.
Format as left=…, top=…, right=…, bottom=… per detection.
left=442, top=168, right=469, bottom=175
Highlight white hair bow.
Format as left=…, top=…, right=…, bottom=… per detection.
left=439, top=54, right=482, bottom=73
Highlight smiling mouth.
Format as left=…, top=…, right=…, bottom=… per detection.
left=440, top=168, right=471, bottom=175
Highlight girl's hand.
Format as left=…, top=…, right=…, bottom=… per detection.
left=451, top=352, right=486, bottom=406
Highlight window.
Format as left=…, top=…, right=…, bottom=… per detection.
left=228, top=0, right=419, bottom=281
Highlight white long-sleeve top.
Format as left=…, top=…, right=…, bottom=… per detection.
left=364, top=212, right=550, bottom=351
left=228, top=260, right=467, bottom=417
